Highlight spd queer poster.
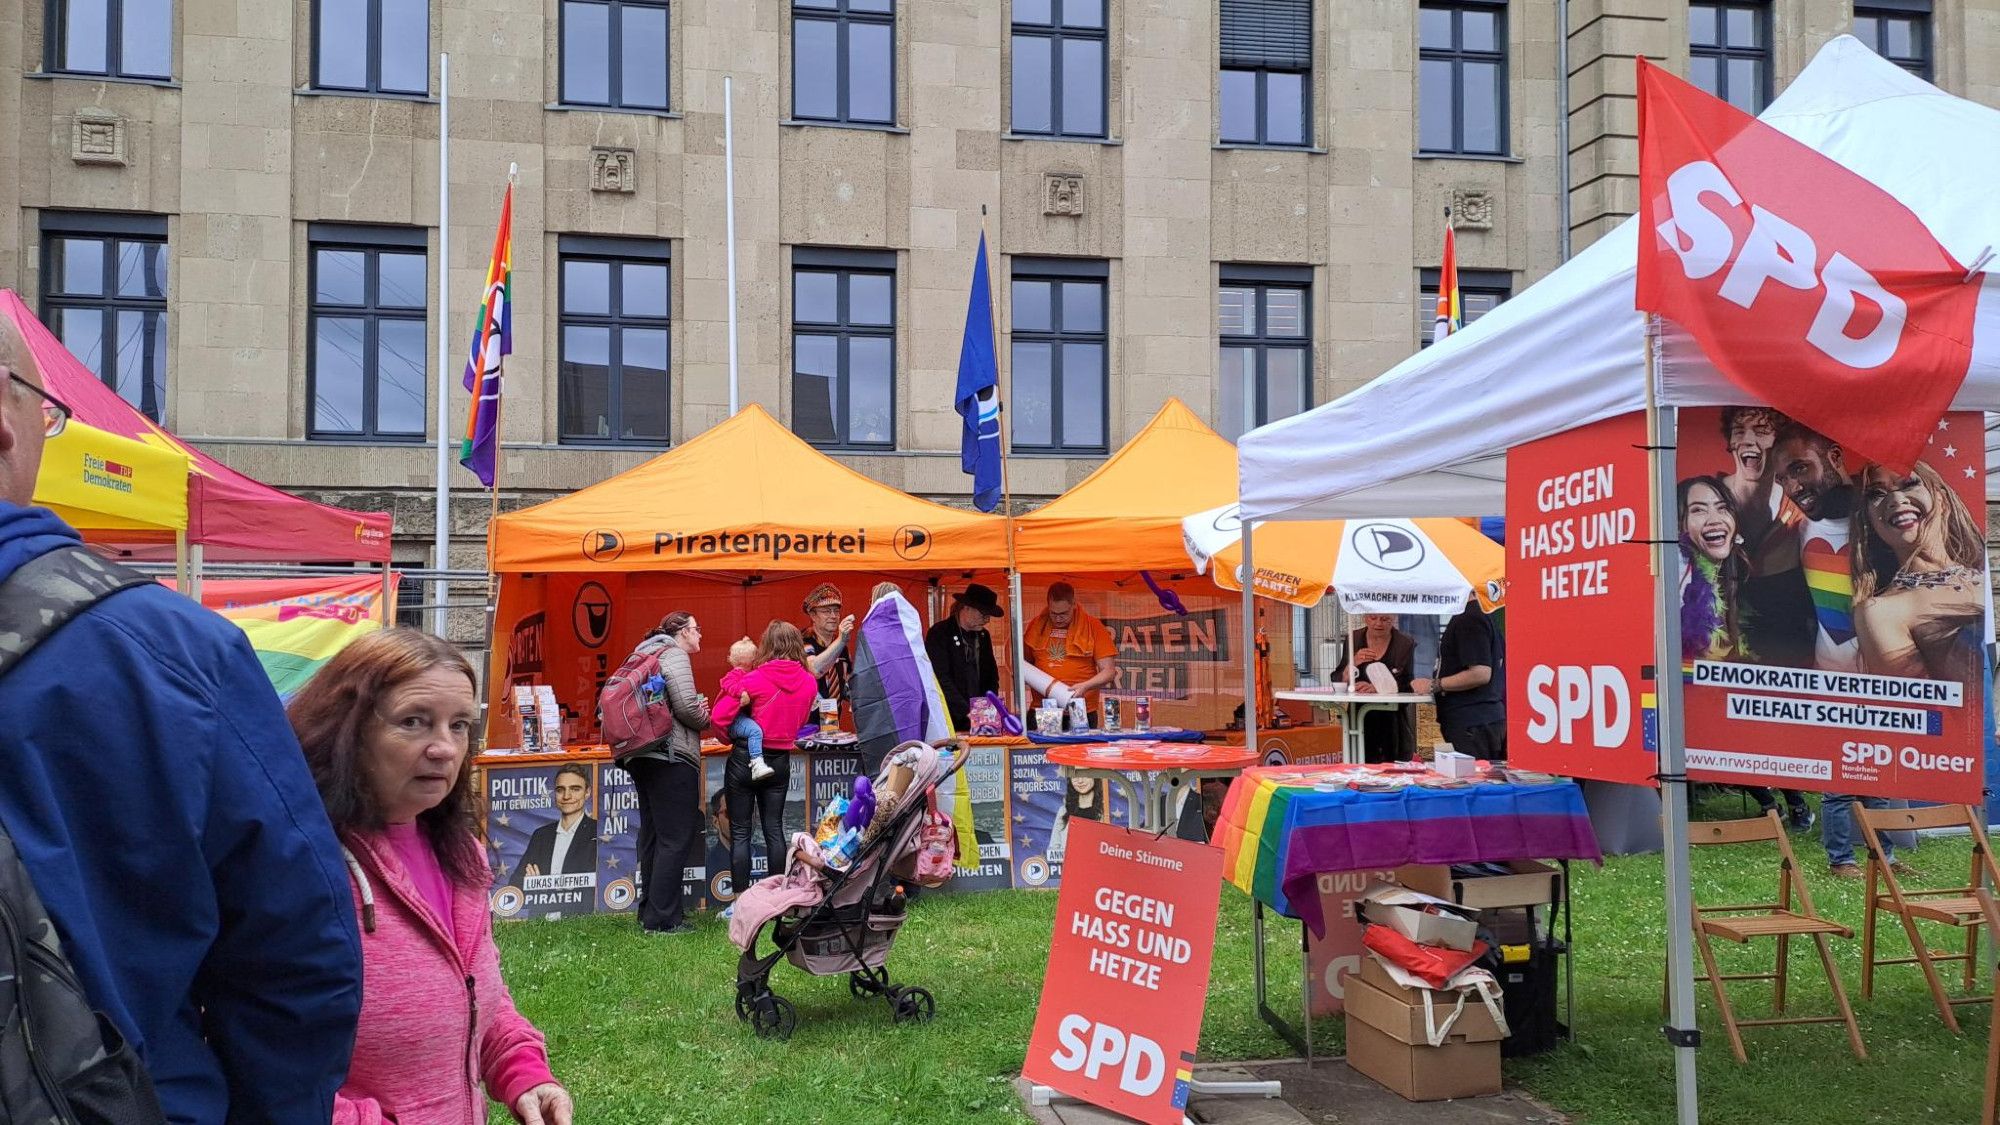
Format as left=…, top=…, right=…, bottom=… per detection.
left=1506, top=412, right=1658, bottom=786
left=1673, top=407, right=1987, bottom=802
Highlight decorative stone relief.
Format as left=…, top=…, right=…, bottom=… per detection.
left=1450, top=188, right=1494, bottom=230
left=1043, top=172, right=1085, bottom=216
left=591, top=147, right=636, bottom=193
left=72, top=109, right=126, bottom=167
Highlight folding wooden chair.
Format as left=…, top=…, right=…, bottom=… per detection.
left=1858, top=803, right=2000, bottom=1033
left=1976, top=888, right=2000, bottom=1125
left=1687, top=811, right=1867, bottom=1063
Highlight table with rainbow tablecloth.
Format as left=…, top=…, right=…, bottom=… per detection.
left=1213, top=762, right=1603, bottom=1057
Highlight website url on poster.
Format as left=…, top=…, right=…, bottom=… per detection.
left=1686, top=747, right=1833, bottom=781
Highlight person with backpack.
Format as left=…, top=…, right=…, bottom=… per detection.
left=0, top=325, right=361, bottom=1119
left=602, top=612, right=711, bottom=935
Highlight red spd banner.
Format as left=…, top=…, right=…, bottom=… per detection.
left=1305, top=868, right=1400, bottom=1016
left=1675, top=407, right=1987, bottom=802
left=1506, top=412, right=1659, bottom=786
left=1023, top=820, right=1222, bottom=1125
left=1635, top=58, right=1978, bottom=472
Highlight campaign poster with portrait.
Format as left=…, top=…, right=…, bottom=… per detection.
left=1007, top=746, right=1073, bottom=890
left=594, top=763, right=641, bottom=915
left=1674, top=406, right=1987, bottom=802
left=699, top=756, right=758, bottom=910
left=487, top=763, right=599, bottom=921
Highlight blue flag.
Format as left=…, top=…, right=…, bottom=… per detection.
left=955, top=233, right=1002, bottom=512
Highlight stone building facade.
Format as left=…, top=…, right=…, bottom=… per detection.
left=0, top=0, right=1976, bottom=579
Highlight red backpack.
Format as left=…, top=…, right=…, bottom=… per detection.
left=599, top=641, right=677, bottom=760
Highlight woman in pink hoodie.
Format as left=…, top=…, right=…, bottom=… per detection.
left=711, top=619, right=819, bottom=898
left=290, top=629, right=572, bottom=1125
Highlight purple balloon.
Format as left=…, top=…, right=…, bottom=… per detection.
left=845, top=775, right=877, bottom=830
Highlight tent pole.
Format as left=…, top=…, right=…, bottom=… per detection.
left=1009, top=570, right=1028, bottom=715
left=189, top=543, right=204, bottom=604
left=1646, top=316, right=1700, bottom=1125
left=724, top=74, right=741, bottom=415
left=1242, top=519, right=1257, bottom=757
left=173, top=531, right=190, bottom=598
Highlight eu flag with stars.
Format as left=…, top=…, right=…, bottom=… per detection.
left=955, top=232, right=1002, bottom=512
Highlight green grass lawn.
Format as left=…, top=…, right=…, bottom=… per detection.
left=496, top=801, right=1992, bottom=1123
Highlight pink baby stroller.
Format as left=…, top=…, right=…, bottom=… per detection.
left=731, top=740, right=968, bottom=1041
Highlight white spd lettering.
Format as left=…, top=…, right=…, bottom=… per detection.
left=1523, top=664, right=1631, bottom=749
left=1047, top=1015, right=1167, bottom=1096
left=1655, top=159, right=1905, bottom=369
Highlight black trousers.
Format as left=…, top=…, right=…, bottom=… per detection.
left=726, top=744, right=792, bottom=898
left=627, top=756, right=701, bottom=931
left=1442, top=717, right=1507, bottom=761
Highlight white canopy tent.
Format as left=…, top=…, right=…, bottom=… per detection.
left=1239, top=36, right=2000, bottom=523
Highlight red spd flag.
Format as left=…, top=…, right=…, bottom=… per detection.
left=1635, top=58, right=1978, bottom=470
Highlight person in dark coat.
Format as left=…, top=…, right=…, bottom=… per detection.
left=1333, top=613, right=1419, bottom=762
left=924, top=583, right=1004, bottom=729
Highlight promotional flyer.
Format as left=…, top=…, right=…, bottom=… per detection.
left=487, top=762, right=602, bottom=920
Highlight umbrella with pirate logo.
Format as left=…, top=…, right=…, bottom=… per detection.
left=1182, top=504, right=1505, bottom=613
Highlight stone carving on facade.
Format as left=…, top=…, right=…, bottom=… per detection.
left=1043, top=172, right=1084, bottom=216
left=1450, top=188, right=1494, bottom=230
left=72, top=109, right=126, bottom=167
left=591, top=147, right=636, bottom=193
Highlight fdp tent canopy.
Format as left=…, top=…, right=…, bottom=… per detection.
left=1236, top=37, right=2000, bottom=522
left=1, top=290, right=393, bottom=561
left=33, top=419, right=190, bottom=534
left=490, top=404, right=1009, bottom=573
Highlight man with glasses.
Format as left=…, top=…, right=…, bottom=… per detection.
left=0, top=326, right=362, bottom=1122
left=1023, top=581, right=1119, bottom=727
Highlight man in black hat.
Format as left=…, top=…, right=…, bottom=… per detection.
left=925, top=583, right=1004, bottom=730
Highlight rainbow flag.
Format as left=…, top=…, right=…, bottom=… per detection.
left=1432, top=210, right=1462, bottom=344
left=167, top=575, right=388, bottom=699
left=459, top=185, right=513, bottom=488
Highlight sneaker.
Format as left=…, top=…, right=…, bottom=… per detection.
left=1788, top=806, right=1816, bottom=833
left=644, top=922, right=696, bottom=936
left=749, top=757, right=776, bottom=782
left=718, top=905, right=735, bottom=921
left=1829, top=864, right=1865, bottom=879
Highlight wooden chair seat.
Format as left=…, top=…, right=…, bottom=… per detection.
left=1869, top=894, right=1983, bottom=925
left=1702, top=911, right=1852, bottom=942
left=1858, top=804, right=1999, bottom=1035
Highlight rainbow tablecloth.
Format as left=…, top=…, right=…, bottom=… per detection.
left=1216, top=764, right=1602, bottom=936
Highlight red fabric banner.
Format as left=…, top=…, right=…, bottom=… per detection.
left=1635, top=59, right=1978, bottom=471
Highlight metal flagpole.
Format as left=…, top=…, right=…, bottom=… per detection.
left=975, top=205, right=1028, bottom=715
left=432, top=52, right=452, bottom=636
left=1646, top=313, right=1701, bottom=1125
left=724, top=75, right=741, bottom=415
left=1241, top=520, right=1257, bottom=756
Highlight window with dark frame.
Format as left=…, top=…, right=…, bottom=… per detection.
left=1010, top=260, right=1108, bottom=454
left=307, top=226, right=429, bottom=441
left=47, top=0, right=174, bottom=79
left=313, top=0, right=430, bottom=96
left=792, top=0, right=895, bottom=125
left=39, top=213, right=169, bottom=423
left=558, top=237, right=672, bottom=446
left=790, top=250, right=895, bottom=450
left=1217, top=270, right=1311, bottom=441
left=394, top=573, right=426, bottom=628
left=561, top=0, right=670, bottom=110
left=1010, top=0, right=1106, bottom=139
left=1418, top=267, right=1511, bottom=347
left=1855, top=1, right=1930, bottom=79
left=1418, top=0, right=1506, bottom=156
left=1219, top=0, right=1311, bottom=147
left=1688, top=1, right=1770, bottom=114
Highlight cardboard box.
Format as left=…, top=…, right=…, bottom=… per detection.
left=1451, top=860, right=1561, bottom=911
left=1359, top=883, right=1479, bottom=952
left=1355, top=957, right=1507, bottom=1041
left=1344, top=975, right=1503, bottom=1101
left=1395, top=863, right=1452, bottom=899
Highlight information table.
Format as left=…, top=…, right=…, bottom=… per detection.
left=1027, top=726, right=1207, bottom=746
left=1047, top=742, right=1259, bottom=833
left=1271, top=689, right=1434, bottom=765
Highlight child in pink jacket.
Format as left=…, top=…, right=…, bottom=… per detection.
left=720, top=636, right=777, bottom=782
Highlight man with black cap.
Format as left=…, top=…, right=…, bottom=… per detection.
left=925, top=583, right=1004, bottom=730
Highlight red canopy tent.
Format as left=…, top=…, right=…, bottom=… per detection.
left=1, top=290, right=392, bottom=562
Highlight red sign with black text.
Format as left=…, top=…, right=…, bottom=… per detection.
left=1506, top=412, right=1659, bottom=786
left=1674, top=406, right=1987, bottom=802
left=1022, top=819, right=1222, bottom=1125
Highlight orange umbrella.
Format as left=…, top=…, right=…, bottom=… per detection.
left=1183, top=506, right=1505, bottom=612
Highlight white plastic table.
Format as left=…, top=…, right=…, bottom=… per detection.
left=1273, top=688, right=1433, bottom=765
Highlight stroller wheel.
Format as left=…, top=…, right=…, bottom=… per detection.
left=734, top=980, right=764, bottom=1022
left=751, top=995, right=797, bottom=1041
left=849, top=972, right=885, bottom=999
left=891, top=986, right=935, bottom=1024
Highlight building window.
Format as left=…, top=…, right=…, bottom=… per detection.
left=561, top=0, right=669, bottom=110
left=1419, top=268, right=1511, bottom=346
left=1689, top=1, right=1770, bottom=114
left=793, top=0, right=894, bottom=125
left=394, top=573, right=426, bottom=628
left=1219, top=0, right=1310, bottom=146
left=39, top=213, right=169, bottom=423
left=1011, top=0, right=1106, bottom=139
left=307, top=225, right=428, bottom=440
left=791, top=250, right=894, bottom=449
left=1855, top=2, right=1930, bottom=79
left=1010, top=260, right=1108, bottom=454
left=47, top=0, right=173, bottom=78
left=313, top=0, right=429, bottom=95
left=558, top=237, right=671, bottom=445
left=1217, top=269, right=1311, bottom=441
left=1418, top=1, right=1506, bottom=155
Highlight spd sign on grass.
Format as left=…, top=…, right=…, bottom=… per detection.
left=1022, top=819, right=1222, bottom=1125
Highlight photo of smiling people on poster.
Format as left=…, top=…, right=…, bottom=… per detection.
left=1850, top=459, right=1986, bottom=688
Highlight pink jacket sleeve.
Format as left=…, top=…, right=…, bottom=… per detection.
left=332, top=1093, right=391, bottom=1125
left=710, top=670, right=753, bottom=733
left=472, top=919, right=558, bottom=1111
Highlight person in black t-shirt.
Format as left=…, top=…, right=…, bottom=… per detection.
left=1416, top=595, right=1506, bottom=760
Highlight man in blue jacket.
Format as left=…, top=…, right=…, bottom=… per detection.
left=0, top=318, right=362, bottom=1121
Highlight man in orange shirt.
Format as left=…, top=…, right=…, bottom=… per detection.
left=1023, top=582, right=1120, bottom=725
